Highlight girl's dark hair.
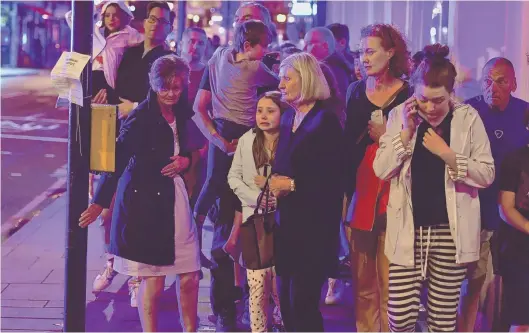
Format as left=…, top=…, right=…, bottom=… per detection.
left=253, top=91, right=288, bottom=170
left=360, top=24, right=410, bottom=78
left=411, top=44, right=457, bottom=93
left=103, top=4, right=129, bottom=37
left=234, top=20, right=271, bottom=53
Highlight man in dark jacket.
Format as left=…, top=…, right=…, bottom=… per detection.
left=304, top=26, right=354, bottom=100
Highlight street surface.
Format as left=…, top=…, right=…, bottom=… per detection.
left=1, top=70, right=68, bottom=232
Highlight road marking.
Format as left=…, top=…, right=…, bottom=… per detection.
left=10, top=173, right=22, bottom=177
left=1, top=116, right=69, bottom=124
left=1, top=120, right=61, bottom=131
left=0, top=134, right=68, bottom=143
left=45, top=154, right=55, bottom=158
left=2, top=164, right=67, bottom=235
left=1, top=92, right=25, bottom=99
left=1, top=151, right=12, bottom=155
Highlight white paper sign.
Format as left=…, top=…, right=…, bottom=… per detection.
left=51, top=51, right=91, bottom=107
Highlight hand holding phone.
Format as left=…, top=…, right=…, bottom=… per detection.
left=371, top=109, right=384, bottom=125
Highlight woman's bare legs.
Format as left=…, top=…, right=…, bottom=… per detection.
left=137, top=276, right=165, bottom=332
left=177, top=271, right=200, bottom=332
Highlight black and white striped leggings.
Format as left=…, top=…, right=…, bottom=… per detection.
left=388, top=225, right=468, bottom=332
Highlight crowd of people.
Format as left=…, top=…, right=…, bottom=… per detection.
left=74, top=1, right=529, bottom=332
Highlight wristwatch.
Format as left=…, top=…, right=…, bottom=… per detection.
left=290, top=179, right=296, bottom=192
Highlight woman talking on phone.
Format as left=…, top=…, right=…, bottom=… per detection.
left=373, top=44, right=494, bottom=332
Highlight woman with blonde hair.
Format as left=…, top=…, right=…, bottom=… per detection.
left=270, top=52, right=344, bottom=331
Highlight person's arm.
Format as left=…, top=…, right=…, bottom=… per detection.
left=499, top=191, right=529, bottom=235
left=446, top=112, right=495, bottom=188
left=192, top=89, right=231, bottom=152
left=227, top=135, right=261, bottom=208
left=373, top=105, right=410, bottom=181
left=255, top=61, right=280, bottom=88
left=498, top=151, right=529, bottom=235
left=343, top=81, right=368, bottom=201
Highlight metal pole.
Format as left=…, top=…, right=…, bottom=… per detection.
left=177, top=0, right=186, bottom=41
left=63, top=0, right=92, bottom=331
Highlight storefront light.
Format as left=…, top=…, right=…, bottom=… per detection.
left=291, top=2, right=312, bottom=16
left=276, top=14, right=286, bottom=23
left=187, top=14, right=194, bottom=20
left=219, top=27, right=226, bottom=34
left=167, top=2, right=174, bottom=10
left=42, top=14, right=49, bottom=20
left=287, top=16, right=295, bottom=23
left=192, top=15, right=200, bottom=23
left=212, top=15, right=223, bottom=22
left=128, top=5, right=135, bottom=12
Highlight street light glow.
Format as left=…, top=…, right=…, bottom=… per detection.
left=276, top=14, right=286, bottom=23
left=193, top=15, right=200, bottom=23
left=212, top=15, right=223, bottom=22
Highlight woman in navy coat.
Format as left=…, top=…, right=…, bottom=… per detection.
left=270, top=52, right=344, bottom=332
left=79, top=55, right=201, bottom=332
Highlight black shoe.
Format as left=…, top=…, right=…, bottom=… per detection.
left=216, top=315, right=236, bottom=332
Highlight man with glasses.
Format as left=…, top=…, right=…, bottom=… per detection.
left=458, top=57, right=529, bottom=331
left=114, top=1, right=175, bottom=119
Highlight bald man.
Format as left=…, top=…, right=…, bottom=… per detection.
left=304, top=27, right=353, bottom=102
left=457, top=57, right=529, bottom=332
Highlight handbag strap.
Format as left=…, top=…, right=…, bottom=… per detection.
left=356, top=82, right=409, bottom=144
left=254, top=165, right=272, bottom=215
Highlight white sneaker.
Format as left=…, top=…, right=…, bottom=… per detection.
left=92, top=260, right=118, bottom=292
left=325, top=278, right=344, bottom=305
left=129, top=277, right=141, bottom=308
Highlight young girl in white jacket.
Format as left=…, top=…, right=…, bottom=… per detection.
left=227, top=91, right=287, bottom=332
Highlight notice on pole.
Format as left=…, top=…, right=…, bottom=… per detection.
left=51, top=51, right=91, bottom=107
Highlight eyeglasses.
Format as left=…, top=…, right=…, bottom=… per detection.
left=146, top=15, right=171, bottom=25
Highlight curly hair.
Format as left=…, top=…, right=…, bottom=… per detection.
left=360, top=24, right=410, bottom=78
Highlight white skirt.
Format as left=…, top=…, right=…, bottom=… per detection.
left=113, top=176, right=201, bottom=277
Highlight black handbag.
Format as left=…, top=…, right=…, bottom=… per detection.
left=240, top=169, right=276, bottom=270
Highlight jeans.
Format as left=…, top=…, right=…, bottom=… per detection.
left=195, top=119, right=251, bottom=318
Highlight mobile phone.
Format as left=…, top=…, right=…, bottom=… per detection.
left=371, top=109, right=384, bottom=124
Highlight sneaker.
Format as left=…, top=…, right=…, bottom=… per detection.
left=92, top=259, right=118, bottom=292
left=325, top=278, right=344, bottom=305
left=128, top=277, right=140, bottom=308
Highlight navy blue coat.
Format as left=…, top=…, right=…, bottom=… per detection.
left=272, top=101, right=344, bottom=276
left=93, top=89, right=194, bottom=266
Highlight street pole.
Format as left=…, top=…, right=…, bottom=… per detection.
left=63, top=0, right=93, bottom=331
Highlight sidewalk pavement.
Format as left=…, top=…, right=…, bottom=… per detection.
left=0, top=68, right=42, bottom=78
left=1, top=194, right=356, bottom=332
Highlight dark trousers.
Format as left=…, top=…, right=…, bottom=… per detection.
left=277, top=271, right=326, bottom=332
left=195, top=119, right=250, bottom=318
